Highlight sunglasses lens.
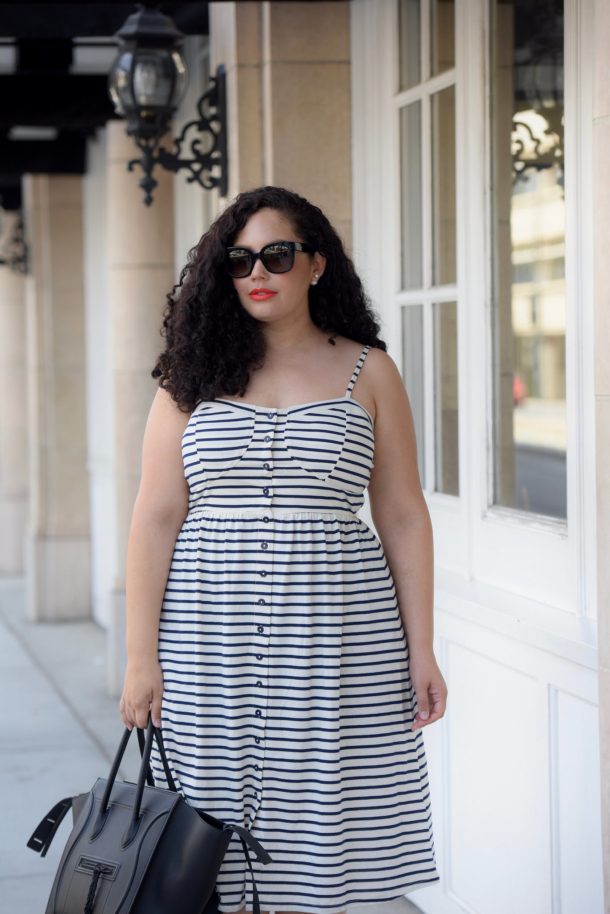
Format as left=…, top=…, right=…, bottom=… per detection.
left=227, top=249, right=252, bottom=277
left=262, top=243, right=293, bottom=273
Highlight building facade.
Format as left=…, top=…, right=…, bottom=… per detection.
left=0, top=1, right=607, bottom=912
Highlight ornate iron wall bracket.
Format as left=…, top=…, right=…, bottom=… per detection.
left=0, top=214, right=27, bottom=274
left=127, top=64, right=228, bottom=206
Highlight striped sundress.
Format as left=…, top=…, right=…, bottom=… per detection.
left=153, top=345, right=441, bottom=912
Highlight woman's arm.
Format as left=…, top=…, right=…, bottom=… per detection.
left=364, top=350, right=448, bottom=732
left=120, top=387, right=191, bottom=730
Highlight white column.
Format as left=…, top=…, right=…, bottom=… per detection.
left=0, top=212, right=28, bottom=574
left=22, top=175, right=91, bottom=620
left=82, top=127, right=117, bottom=631
left=106, top=121, right=175, bottom=696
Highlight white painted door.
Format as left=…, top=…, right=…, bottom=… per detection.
left=350, top=1, right=604, bottom=912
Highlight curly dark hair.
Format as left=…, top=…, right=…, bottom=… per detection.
left=152, top=185, right=387, bottom=412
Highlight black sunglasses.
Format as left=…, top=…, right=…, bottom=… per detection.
left=225, top=240, right=315, bottom=278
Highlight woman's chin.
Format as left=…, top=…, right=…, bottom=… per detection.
left=242, top=300, right=286, bottom=322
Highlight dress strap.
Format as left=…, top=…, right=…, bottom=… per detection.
left=345, top=345, right=371, bottom=397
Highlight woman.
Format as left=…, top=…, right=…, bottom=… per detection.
left=120, top=186, right=447, bottom=913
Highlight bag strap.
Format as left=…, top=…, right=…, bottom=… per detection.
left=137, top=717, right=176, bottom=791
left=27, top=797, right=73, bottom=858
left=137, top=726, right=155, bottom=787
left=223, top=823, right=272, bottom=914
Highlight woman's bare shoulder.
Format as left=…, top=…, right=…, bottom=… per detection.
left=148, top=386, right=192, bottom=438
left=357, top=345, right=403, bottom=393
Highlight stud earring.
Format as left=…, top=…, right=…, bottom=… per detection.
left=310, top=273, right=319, bottom=286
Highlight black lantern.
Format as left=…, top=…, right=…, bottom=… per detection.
left=109, top=7, right=187, bottom=139
left=109, top=6, right=228, bottom=205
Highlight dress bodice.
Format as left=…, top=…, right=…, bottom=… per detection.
left=181, top=346, right=374, bottom=518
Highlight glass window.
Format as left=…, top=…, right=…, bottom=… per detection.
left=434, top=301, right=459, bottom=495
left=491, top=0, right=566, bottom=519
left=400, top=101, right=423, bottom=290
left=431, top=0, right=455, bottom=75
left=398, top=0, right=458, bottom=498
left=431, top=85, right=457, bottom=285
left=402, top=305, right=425, bottom=486
left=399, top=0, right=421, bottom=90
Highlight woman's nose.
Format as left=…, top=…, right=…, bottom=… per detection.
left=250, top=257, right=269, bottom=280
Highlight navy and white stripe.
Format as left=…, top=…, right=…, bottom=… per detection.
left=153, top=345, right=440, bottom=912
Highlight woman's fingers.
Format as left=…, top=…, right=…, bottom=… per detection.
left=120, top=662, right=164, bottom=730
left=119, top=698, right=133, bottom=730
left=151, top=691, right=163, bottom=728
left=411, top=677, right=447, bottom=731
left=135, top=699, right=152, bottom=729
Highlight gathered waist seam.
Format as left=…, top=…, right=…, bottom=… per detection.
left=186, top=506, right=360, bottom=522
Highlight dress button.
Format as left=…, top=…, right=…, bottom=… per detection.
left=255, top=765, right=259, bottom=771
left=263, top=462, right=270, bottom=470
left=258, top=598, right=265, bottom=605
left=261, top=542, right=268, bottom=550
left=255, top=737, right=261, bottom=744
left=264, top=436, right=271, bottom=443
left=260, top=570, right=267, bottom=577
left=263, top=516, right=270, bottom=523
left=267, top=413, right=274, bottom=419
left=262, top=487, right=269, bottom=496
left=257, top=681, right=262, bottom=687
left=258, top=625, right=264, bottom=633
left=255, top=709, right=262, bottom=717
left=256, top=654, right=263, bottom=660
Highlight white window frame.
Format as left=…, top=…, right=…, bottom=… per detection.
left=395, top=13, right=458, bottom=497
left=351, top=0, right=596, bottom=662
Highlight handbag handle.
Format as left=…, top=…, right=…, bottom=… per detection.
left=136, top=720, right=175, bottom=791
left=91, top=717, right=176, bottom=842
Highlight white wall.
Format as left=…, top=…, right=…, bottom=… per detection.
left=82, top=126, right=117, bottom=629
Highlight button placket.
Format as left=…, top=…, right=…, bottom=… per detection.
left=251, top=414, right=274, bottom=826
left=260, top=410, right=275, bottom=512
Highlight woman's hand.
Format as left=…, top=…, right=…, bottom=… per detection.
left=120, top=659, right=164, bottom=730
left=409, top=648, right=448, bottom=731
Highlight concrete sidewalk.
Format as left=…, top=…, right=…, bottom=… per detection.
left=0, top=577, right=422, bottom=914
left=0, top=577, right=142, bottom=914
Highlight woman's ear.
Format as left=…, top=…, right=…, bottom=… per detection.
left=312, top=252, right=327, bottom=279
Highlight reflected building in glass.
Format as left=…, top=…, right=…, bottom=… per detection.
left=491, top=0, right=566, bottom=518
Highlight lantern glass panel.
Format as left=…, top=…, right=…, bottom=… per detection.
left=109, top=50, right=135, bottom=113
left=132, top=48, right=186, bottom=108
left=171, top=51, right=188, bottom=105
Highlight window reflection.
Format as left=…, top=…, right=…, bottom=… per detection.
left=400, top=101, right=423, bottom=290
left=432, top=85, right=456, bottom=286
left=431, top=0, right=455, bottom=75
left=398, top=0, right=421, bottom=91
left=434, top=301, right=459, bottom=496
left=402, top=305, right=425, bottom=486
left=491, top=0, right=566, bottom=519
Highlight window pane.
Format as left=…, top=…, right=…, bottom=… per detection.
left=400, top=101, right=423, bottom=289
left=491, top=0, right=566, bottom=519
left=434, top=301, right=459, bottom=495
left=402, top=305, right=425, bottom=486
left=431, top=0, right=455, bottom=75
left=431, top=85, right=457, bottom=285
left=398, top=0, right=421, bottom=91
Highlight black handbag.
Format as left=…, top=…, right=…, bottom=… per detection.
left=27, top=717, right=271, bottom=914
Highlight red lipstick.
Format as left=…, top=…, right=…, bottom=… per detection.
left=249, top=288, right=277, bottom=300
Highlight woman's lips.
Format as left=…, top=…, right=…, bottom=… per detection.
left=249, top=290, right=277, bottom=300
